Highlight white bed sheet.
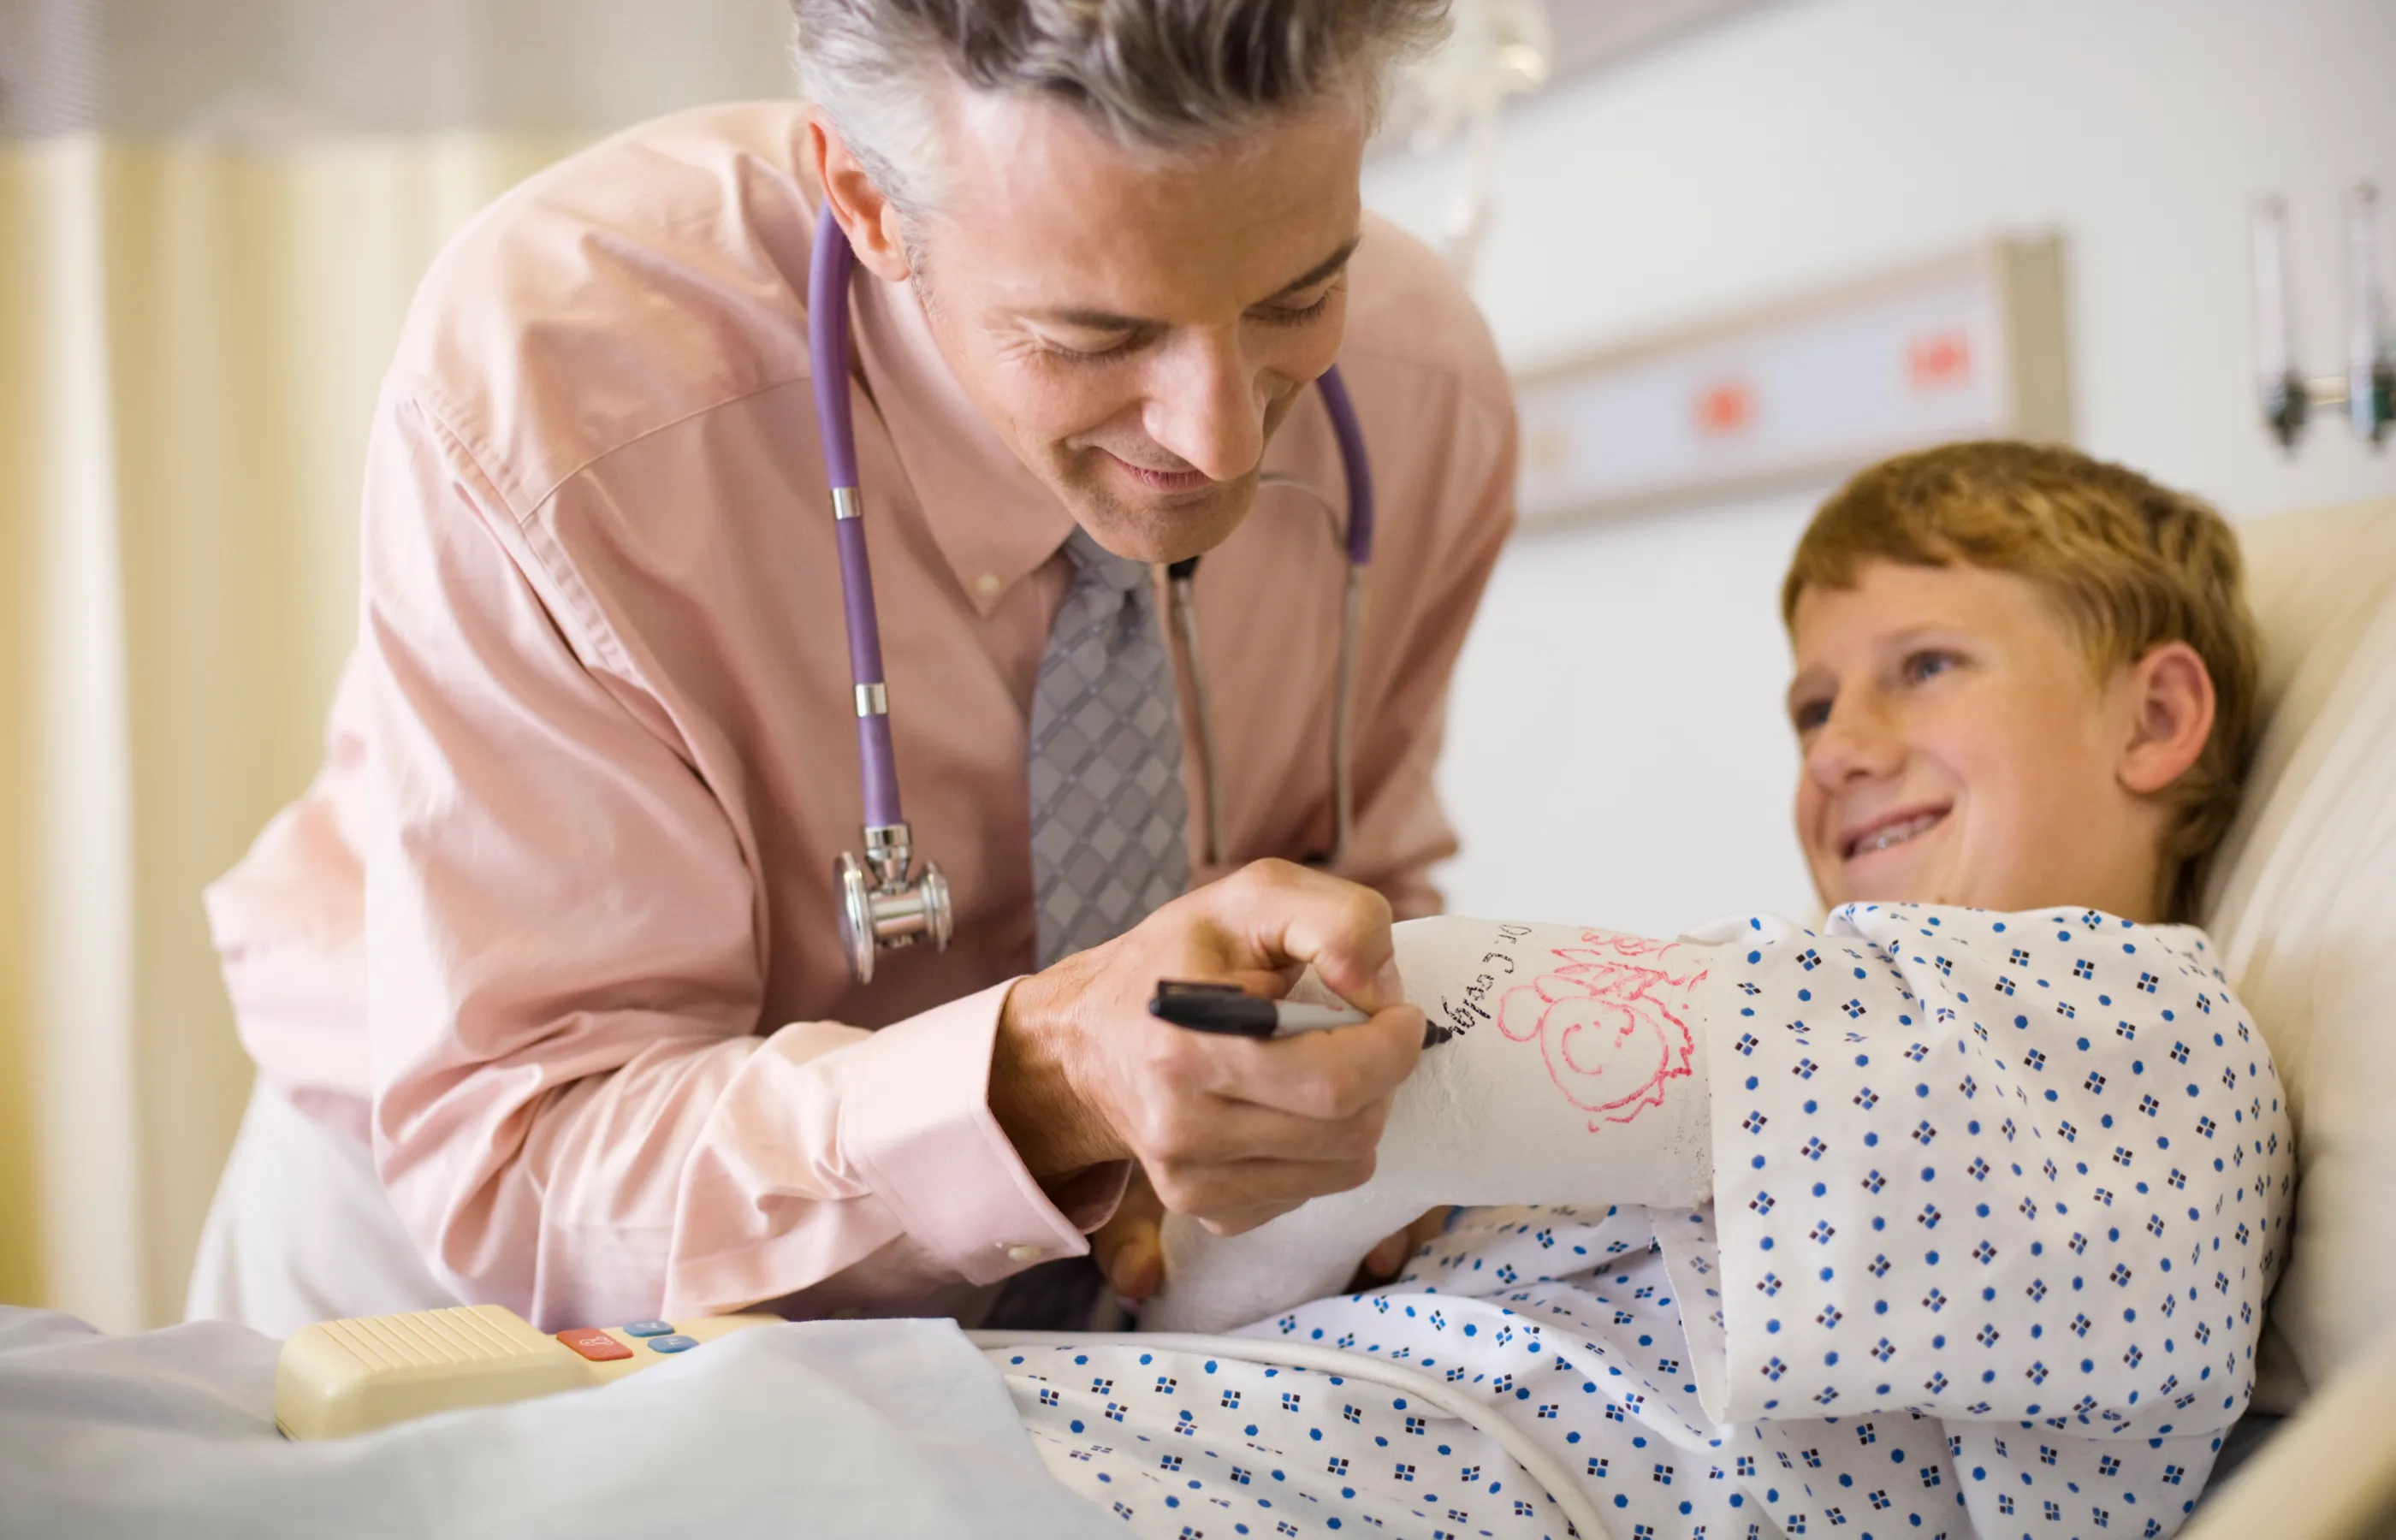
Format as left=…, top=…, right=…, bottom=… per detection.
left=0, top=1305, right=1117, bottom=1540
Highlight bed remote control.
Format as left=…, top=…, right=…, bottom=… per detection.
left=274, top=1303, right=773, bottom=1438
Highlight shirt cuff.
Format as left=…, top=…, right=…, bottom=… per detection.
left=839, top=978, right=1115, bottom=1286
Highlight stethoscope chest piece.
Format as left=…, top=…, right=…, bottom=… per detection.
left=835, top=823, right=953, bottom=986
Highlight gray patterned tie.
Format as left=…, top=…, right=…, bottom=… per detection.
left=1027, top=528, right=1190, bottom=969
left=988, top=530, right=1190, bottom=1334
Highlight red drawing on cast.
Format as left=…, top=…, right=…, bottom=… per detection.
left=1497, top=930, right=1706, bottom=1129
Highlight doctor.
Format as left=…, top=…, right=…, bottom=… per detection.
left=189, top=0, right=1515, bottom=1336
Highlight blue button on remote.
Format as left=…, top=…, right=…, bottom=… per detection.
left=646, top=1334, right=698, bottom=1353
left=621, top=1320, right=673, bottom=1337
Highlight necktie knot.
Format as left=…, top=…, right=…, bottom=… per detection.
left=1063, top=528, right=1148, bottom=598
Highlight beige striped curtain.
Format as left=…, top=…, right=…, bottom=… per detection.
left=0, top=134, right=582, bottom=1330
left=0, top=0, right=793, bottom=1331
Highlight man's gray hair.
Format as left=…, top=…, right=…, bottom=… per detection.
left=792, top=0, right=1450, bottom=216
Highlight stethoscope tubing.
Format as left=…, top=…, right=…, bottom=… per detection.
left=807, top=211, right=903, bottom=829
left=1313, top=365, right=1376, bottom=566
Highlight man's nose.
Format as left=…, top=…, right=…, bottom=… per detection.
left=1140, top=330, right=1266, bottom=483
left=1805, top=694, right=1904, bottom=791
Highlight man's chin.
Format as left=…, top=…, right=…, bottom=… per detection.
left=1065, top=479, right=1257, bottom=565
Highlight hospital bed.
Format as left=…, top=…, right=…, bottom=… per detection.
left=2173, top=494, right=2396, bottom=1539
left=4, top=496, right=2393, bottom=1539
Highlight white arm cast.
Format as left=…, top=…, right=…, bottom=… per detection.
left=1142, top=915, right=1721, bottom=1334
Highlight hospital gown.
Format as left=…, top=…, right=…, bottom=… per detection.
left=992, top=904, right=2293, bottom=1540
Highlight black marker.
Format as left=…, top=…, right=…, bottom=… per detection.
left=1148, top=980, right=1371, bottom=1039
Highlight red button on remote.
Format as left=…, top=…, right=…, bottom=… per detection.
left=556, top=1327, right=633, bottom=1362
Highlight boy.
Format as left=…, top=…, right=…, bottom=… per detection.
left=993, top=442, right=2292, bottom=1540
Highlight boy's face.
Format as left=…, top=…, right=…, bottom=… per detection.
left=1785, top=560, right=2178, bottom=921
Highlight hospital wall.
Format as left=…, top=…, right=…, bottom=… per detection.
left=1361, top=0, right=2396, bottom=936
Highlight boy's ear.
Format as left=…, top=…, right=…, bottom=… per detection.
left=2115, top=640, right=2216, bottom=797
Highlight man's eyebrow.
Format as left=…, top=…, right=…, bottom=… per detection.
left=1266, top=236, right=1363, bottom=299
left=1022, top=237, right=1363, bottom=331
left=1028, top=303, right=1162, bottom=331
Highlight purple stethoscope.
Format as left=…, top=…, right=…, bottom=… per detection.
left=808, top=206, right=1378, bottom=984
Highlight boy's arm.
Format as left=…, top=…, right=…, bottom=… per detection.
left=1690, top=904, right=2294, bottom=1431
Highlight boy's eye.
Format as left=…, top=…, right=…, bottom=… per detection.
left=1791, top=697, right=1831, bottom=732
left=1902, top=650, right=1958, bottom=684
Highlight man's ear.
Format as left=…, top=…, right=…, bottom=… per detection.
left=802, top=107, right=915, bottom=284
left=2115, top=640, right=2217, bottom=796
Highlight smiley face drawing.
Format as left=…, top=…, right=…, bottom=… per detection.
left=1496, top=930, right=1706, bottom=1128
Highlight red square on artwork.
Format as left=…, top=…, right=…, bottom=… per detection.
left=555, top=1327, right=634, bottom=1362
left=1907, top=329, right=1973, bottom=391
left=1694, top=380, right=1755, bottom=437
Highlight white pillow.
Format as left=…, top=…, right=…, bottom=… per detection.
left=2203, top=496, right=2396, bottom=1408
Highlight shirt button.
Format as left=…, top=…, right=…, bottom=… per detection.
left=1006, top=1243, right=1044, bottom=1263
left=974, top=572, right=1002, bottom=601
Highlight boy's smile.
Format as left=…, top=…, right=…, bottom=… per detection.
left=1841, top=804, right=1951, bottom=862
left=1785, top=560, right=2214, bottom=922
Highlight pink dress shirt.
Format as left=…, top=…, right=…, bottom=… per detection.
left=204, top=103, right=1517, bottom=1332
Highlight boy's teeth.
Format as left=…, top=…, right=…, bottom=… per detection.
left=1860, top=813, right=1939, bottom=854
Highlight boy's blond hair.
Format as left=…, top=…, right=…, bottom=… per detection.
left=1781, top=441, right=2259, bottom=921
